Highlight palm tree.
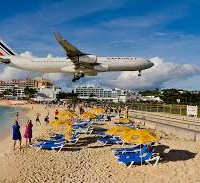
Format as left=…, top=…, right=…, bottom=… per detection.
left=24, top=87, right=38, bottom=99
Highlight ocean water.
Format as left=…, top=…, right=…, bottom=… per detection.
left=0, top=106, right=25, bottom=138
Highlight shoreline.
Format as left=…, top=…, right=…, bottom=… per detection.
left=0, top=101, right=31, bottom=141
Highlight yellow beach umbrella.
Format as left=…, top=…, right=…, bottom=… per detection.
left=90, top=108, right=105, bottom=115
left=58, top=111, right=77, bottom=117
left=79, top=112, right=97, bottom=119
left=106, top=126, right=133, bottom=136
left=122, top=129, right=160, bottom=144
left=116, top=117, right=132, bottom=123
left=50, top=119, right=73, bottom=127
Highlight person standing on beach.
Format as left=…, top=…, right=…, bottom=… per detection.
left=124, top=106, right=129, bottom=118
left=54, top=109, right=59, bottom=120
left=24, top=120, right=33, bottom=146
left=36, top=113, right=41, bottom=125
left=44, top=115, right=49, bottom=126
left=12, top=121, right=22, bottom=150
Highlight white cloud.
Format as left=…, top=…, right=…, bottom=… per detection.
left=102, top=57, right=200, bottom=89
left=0, top=67, right=29, bottom=81
left=42, top=73, right=66, bottom=81
left=20, top=51, right=35, bottom=58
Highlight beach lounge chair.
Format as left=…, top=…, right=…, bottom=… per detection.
left=30, top=141, right=66, bottom=153
left=37, top=139, right=65, bottom=144
left=67, top=133, right=80, bottom=144
left=97, top=136, right=123, bottom=145
left=74, top=126, right=93, bottom=135
left=38, top=134, right=79, bottom=144
left=98, top=132, right=108, bottom=137
left=72, top=121, right=89, bottom=129
left=114, top=145, right=149, bottom=156
left=94, top=115, right=104, bottom=122
left=112, top=144, right=145, bottom=154
left=50, top=133, right=65, bottom=140
left=117, top=148, right=160, bottom=167
left=49, top=133, right=80, bottom=143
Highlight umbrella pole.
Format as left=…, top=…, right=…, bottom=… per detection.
left=140, top=144, right=142, bottom=166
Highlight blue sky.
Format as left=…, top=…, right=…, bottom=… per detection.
left=1, top=0, right=200, bottom=90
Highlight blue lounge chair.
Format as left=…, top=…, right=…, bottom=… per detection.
left=98, top=132, right=113, bottom=138
left=50, top=133, right=80, bottom=143
left=117, top=148, right=160, bottom=167
left=38, top=133, right=79, bottom=144
left=30, top=141, right=66, bottom=153
left=112, top=144, right=145, bottom=155
left=50, top=133, right=65, bottom=139
left=74, top=126, right=93, bottom=135
left=115, top=145, right=149, bottom=158
left=97, top=136, right=123, bottom=145
left=72, top=122, right=89, bottom=129
left=68, top=133, right=80, bottom=144
left=37, top=139, right=65, bottom=143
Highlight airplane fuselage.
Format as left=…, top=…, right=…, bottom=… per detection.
left=1, top=55, right=154, bottom=74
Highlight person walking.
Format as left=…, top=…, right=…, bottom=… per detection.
left=54, top=109, right=59, bottom=120
left=44, top=115, right=49, bottom=126
left=36, top=113, right=41, bottom=125
left=24, top=120, right=33, bottom=146
left=12, top=121, right=22, bottom=150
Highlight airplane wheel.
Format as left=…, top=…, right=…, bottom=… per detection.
left=72, top=79, right=76, bottom=82
left=138, top=70, right=141, bottom=77
left=80, top=73, right=85, bottom=77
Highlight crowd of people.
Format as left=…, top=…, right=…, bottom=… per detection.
left=11, top=102, right=130, bottom=151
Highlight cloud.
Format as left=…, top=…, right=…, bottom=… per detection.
left=20, top=51, right=35, bottom=58
left=102, top=57, right=200, bottom=89
left=0, top=67, right=29, bottom=81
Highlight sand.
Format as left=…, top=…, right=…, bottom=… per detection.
left=0, top=103, right=200, bottom=183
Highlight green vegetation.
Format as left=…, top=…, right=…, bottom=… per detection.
left=24, top=87, right=38, bottom=99
left=57, top=92, right=78, bottom=102
left=139, top=88, right=200, bottom=105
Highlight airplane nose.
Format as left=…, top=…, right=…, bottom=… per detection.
left=149, top=60, right=154, bottom=68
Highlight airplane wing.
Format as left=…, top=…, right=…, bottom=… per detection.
left=55, top=32, right=97, bottom=69
left=54, top=32, right=85, bottom=57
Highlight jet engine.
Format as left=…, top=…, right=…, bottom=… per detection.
left=79, top=55, right=97, bottom=63
left=60, top=66, right=76, bottom=73
left=93, top=64, right=109, bottom=72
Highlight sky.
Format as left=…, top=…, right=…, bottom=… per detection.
left=1, top=0, right=200, bottom=91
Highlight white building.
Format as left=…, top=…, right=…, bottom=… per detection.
left=75, top=85, right=130, bottom=103
left=0, top=85, right=26, bottom=98
left=37, top=86, right=62, bottom=100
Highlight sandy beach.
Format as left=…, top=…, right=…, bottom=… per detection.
left=0, top=103, right=200, bottom=183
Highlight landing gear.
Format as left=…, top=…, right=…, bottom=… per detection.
left=72, top=73, right=85, bottom=82
left=80, top=73, right=85, bottom=77
left=138, top=70, right=141, bottom=77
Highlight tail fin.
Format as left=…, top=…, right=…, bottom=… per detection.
left=0, top=38, right=17, bottom=56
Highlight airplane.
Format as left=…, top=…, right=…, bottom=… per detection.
left=0, top=33, right=154, bottom=82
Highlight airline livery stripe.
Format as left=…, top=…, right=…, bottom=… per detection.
left=0, top=42, right=14, bottom=55
left=0, top=47, right=9, bottom=55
